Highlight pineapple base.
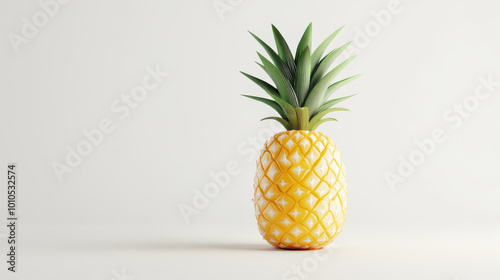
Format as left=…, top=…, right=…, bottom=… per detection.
left=253, top=130, right=347, bottom=250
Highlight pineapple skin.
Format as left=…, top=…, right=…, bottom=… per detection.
left=254, top=130, right=347, bottom=249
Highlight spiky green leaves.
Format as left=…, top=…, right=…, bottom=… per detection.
left=242, top=23, right=360, bottom=131
left=309, top=108, right=347, bottom=130
left=324, top=74, right=362, bottom=101
left=305, top=56, right=357, bottom=116
left=257, top=53, right=299, bottom=107
left=272, top=25, right=296, bottom=76
left=240, top=72, right=298, bottom=128
left=294, top=47, right=311, bottom=105
left=310, top=42, right=352, bottom=88
left=311, top=26, right=344, bottom=70
left=261, top=117, right=292, bottom=130
left=317, top=94, right=357, bottom=112
left=249, top=32, right=294, bottom=81
left=241, top=95, right=287, bottom=119
left=295, top=23, right=312, bottom=64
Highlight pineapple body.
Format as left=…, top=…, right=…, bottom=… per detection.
left=254, top=130, right=347, bottom=249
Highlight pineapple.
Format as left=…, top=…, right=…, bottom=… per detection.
left=242, top=23, right=360, bottom=249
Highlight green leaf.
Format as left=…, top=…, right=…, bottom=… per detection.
left=323, top=74, right=362, bottom=101
left=310, top=42, right=352, bottom=88
left=242, top=95, right=287, bottom=119
left=309, top=118, right=338, bottom=131
left=272, top=25, right=296, bottom=77
left=304, top=56, right=357, bottom=116
left=294, top=107, right=309, bottom=130
left=261, top=117, right=291, bottom=130
left=240, top=71, right=279, bottom=96
left=294, top=46, right=311, bottom=106
left=295, top=23, right=312, bottom=64
left=248, top=32, right=293, bottom=82
left=309, top=107, right=349, bottom=126
left=269, top=98, right=297, bottom=129
left=240, top=71, right=297, bottom=125
left=311, top=26, right=344, bottom=70
left=257, top=52, right=299, bottom=107
left=318, top=94, right=358, bottom=112
left=271, top=96, right=297, bottom=128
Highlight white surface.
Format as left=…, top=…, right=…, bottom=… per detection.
left=1, top=0, right=500, bottom=279
left=2, top=225, right=500, bottom=280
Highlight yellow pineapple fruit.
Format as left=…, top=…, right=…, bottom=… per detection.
left=242, top=23, right=360, bottom=249
left=254, top=130, right=347, bottom=249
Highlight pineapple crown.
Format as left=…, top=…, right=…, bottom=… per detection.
left=241, top=23, right=361, bottom=131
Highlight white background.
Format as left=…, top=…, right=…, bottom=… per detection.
left=1, top=0, right=499, bottom=279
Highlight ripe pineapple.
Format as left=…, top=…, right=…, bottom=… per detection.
left=242, top=23, right=360, bottom=249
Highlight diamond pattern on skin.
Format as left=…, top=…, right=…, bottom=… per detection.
left=276, top=173, right=294, bottom=192
left=305, top=149, right=320, bottom=165
left=314, top=182, right=330, bottom=199
left=260, top=177, right=271, bottom=192
left=275, top=194, right=294, bottom=213
left=280, top=217, right=292, bottom=227
left=264, top=185, right=279, bottom=200
left=259, top=216, right=269, bottom=229
left=299, top=194, right=318, bottom=210
left=266, top=163, right=279, bottom=181
left=254, top=130, right=347, bottom=250
left=257, top=196, right=267, bottom=209
left=298, top=138, right=311, bottom=154
left=277, top=150, right=292, bottom=170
